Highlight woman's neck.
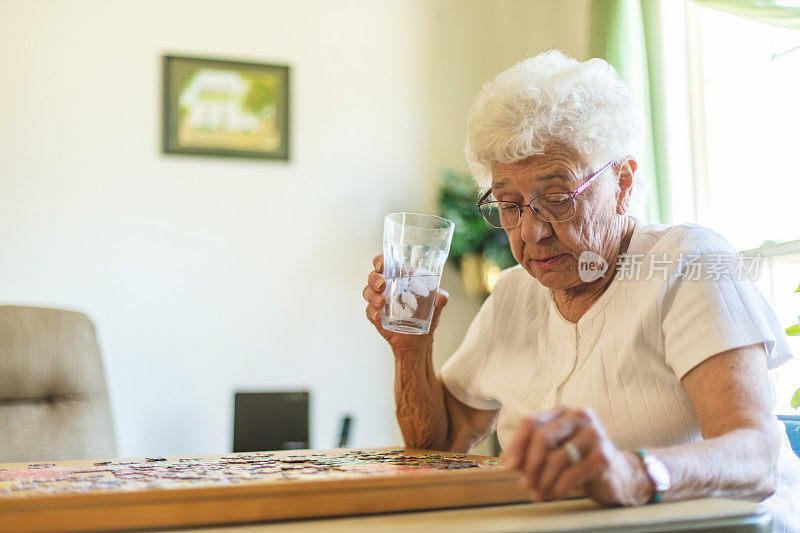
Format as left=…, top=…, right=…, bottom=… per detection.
left=552, top=216, right=636, bottom=323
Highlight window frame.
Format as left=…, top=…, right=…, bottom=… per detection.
left=685, top=1, right=800, bottom=414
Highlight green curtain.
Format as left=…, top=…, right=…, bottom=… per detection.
left=590, top=0, right=800, bottom=224
left=693, top=0, right=800, bottom=29
left=589, top=0, right=668, bottom=224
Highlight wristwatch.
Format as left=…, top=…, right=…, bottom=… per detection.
left=635, top=449, right=671, bottom=503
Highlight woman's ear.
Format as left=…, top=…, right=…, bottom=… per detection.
left=615, top=159, right=636, bottom=215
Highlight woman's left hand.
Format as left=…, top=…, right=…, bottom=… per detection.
left=502, top=406, right=652, bottom=506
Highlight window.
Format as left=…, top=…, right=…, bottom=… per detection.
left=690, top=4, right=800, bottom=414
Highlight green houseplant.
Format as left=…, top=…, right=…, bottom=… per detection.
left=438, top=170, right=517, bottom=297
left=786, top=282, right=800, bottom=409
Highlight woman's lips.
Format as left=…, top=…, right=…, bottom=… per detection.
left=530, top=254, right=566, bottom=267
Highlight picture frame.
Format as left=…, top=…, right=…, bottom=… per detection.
left=162, top=55, right=290, bottom=160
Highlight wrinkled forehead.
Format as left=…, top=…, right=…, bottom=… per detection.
left=490, top=155, right=586, bottom=191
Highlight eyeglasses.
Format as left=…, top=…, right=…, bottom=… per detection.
left=475, top=161, right=616, bottom=228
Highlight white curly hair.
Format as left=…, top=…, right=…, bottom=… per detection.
left=465, top=50, right=645, bottom=192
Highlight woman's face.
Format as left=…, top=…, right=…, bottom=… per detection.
left=491, top=150, right=625, bottom=291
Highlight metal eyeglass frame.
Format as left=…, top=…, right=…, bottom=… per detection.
left=475, top=160, right=617, bottom=228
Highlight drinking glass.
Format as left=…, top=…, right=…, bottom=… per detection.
left=382, top=212, right=454, bottom=335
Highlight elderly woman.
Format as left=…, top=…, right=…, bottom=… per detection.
left=362, top=51, right=800, bottom=530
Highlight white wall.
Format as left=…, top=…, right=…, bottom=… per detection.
left=420, top=1, right=591, bottom=371
left=0, top=0, right=589, bottom=458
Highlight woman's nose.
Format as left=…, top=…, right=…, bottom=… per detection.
left=519, top=206, right=554, bottom=243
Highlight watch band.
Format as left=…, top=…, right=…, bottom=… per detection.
left=636, top=449, right=671, bottom=503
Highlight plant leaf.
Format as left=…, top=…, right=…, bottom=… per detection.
left=792, top=387, right=800, bottom=409
left=787, top=324, right=800, bottom=336
left=438, top=169, right=518, bottom=271
left=795, top=282, right=800, bottom=293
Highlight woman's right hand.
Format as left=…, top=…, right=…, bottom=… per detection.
left=363, top=254, right=449, bottom=355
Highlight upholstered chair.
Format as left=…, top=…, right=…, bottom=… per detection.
left=779, top=415, right=800, bottom=458
left=0, top=306, right=116, bottom=462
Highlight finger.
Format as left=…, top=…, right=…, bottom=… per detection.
left=518, top=429, right=552, bottom=493
left=434, top=288, right=449, bottom=308
left=520, top=408, right=588, bottom=488
left=368, top=271, right=386, bottom=292
left=504, top=419, right=534, bottom=471
left=534, top=449, right=570, bottom=499
left=362, top=285, right=375, bottom=304
left=428, top=289, right=449, bottom=332
left=362, top=286, right=385, bottom=310
left=373, top=254, right=384, bottom=273
left=505, top=406, right=563, bottom=470
left=516, top=406, right=570, bottom=468
left=365, top=303, right=392, bottom=338
left=550, top=443, right=607, bottom=501
left=365, top=304, right=382, bottom=324
left=505, top=406, right=566, bottom=471
left=537, top=425, right=598, bottom=499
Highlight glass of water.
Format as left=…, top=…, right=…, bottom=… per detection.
left=382, top=212, right=455, bottom=335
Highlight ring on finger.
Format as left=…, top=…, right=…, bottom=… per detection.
left=563, top=441, right=581, bottom=465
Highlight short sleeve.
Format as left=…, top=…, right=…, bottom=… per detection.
left=440, top=292, right=502, bottom=411
left=661, top=226, right=793, bottom=379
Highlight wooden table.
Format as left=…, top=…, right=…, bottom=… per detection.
left=0, top=448, right=527, bottom=532
left=156, top=498, right=770, bottom=533
left=0, top=449, right=770, bottom=533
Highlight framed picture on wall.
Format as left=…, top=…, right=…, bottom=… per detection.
left=162, top=55, right=290, bottom=160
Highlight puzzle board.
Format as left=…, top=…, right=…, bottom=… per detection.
left=0, top=447, right=529, bottom=532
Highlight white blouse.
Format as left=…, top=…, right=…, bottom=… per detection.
left=441, top=223, right=800, bottom=531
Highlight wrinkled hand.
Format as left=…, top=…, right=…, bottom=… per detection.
left=362, top=254, right=448, bottom=355
left=502, top=406, right=651, bottom=506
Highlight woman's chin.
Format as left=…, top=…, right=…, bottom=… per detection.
left=526, top=268, right=577, bottom=290
left=524, top=256, right=577, bottom=289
